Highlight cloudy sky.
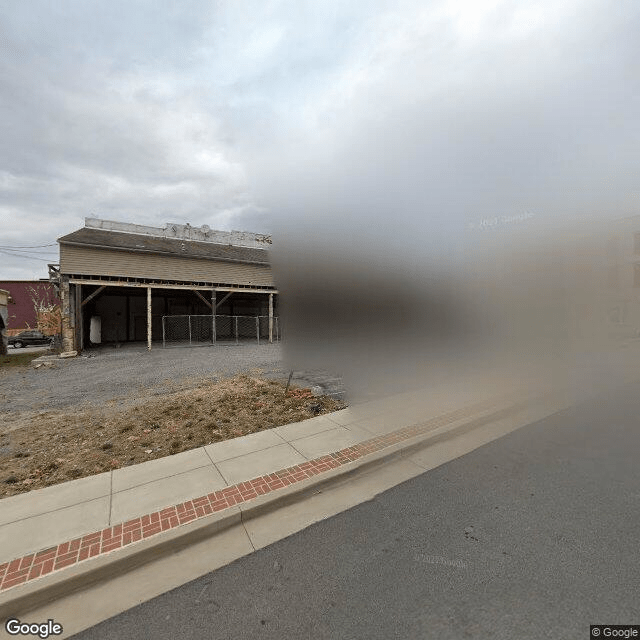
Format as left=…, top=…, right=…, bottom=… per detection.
left=1, top=0, right=638, bottom=279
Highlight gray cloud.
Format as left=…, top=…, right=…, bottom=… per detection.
left=1, top=0, right=638, bottom=284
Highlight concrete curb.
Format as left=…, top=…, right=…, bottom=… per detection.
left=235, top=397, right=536, bottom=520
left=0, top=393, right=558, bottom=621
left=0, top=507, right=242, bottom=622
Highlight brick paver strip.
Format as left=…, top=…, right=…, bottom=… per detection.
left=0, top=395, right=524, bottom=592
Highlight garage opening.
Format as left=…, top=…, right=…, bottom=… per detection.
left=77, top=285, right=277, bottom=349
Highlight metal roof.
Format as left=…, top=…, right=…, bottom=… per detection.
left=57, top=227, right=270, bottom=265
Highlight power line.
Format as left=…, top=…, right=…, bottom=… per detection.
left=1, top=252, right=58, bottom=259
left=0, top=249, right=56, bottom=262
left=0, top=247, right=58, bottom=254
left=0, top=243, right=57, bottom=249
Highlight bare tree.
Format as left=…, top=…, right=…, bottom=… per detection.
left=27, top=285, right=62, bottom=336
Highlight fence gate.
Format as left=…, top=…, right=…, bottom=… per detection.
left=162, top=314, right=280, bottom=348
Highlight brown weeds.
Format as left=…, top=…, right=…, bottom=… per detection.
left=0, top=374, right=345, bottom=498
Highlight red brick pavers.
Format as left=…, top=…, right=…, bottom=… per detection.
left=0, top=397, right=514, bottom=592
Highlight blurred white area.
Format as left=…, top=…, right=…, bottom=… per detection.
left=236, top=0, right=640, bottom=403
left=272, top=211, right=637, bottom=402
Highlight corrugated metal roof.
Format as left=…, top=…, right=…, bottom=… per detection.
left=58, top=227, right=270, bottom=265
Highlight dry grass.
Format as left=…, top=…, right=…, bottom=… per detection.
left=0, top=351, right=48, bottom=369
left=0, top=373, right=346, bottom=498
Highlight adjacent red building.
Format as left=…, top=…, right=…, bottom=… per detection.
left=0, top=281, right=61, bottom=336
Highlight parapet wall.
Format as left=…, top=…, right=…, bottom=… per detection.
left=85, top=218, right=272, bottom=249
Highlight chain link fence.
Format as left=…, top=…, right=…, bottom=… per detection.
left=162, top=314, right=280, bottom=348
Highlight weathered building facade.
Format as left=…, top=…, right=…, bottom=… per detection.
left=50, top=218, right=277, bottom=352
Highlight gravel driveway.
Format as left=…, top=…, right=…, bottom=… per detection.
left=0, top=343, right=345, bottom=429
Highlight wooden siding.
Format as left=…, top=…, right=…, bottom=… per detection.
left=60, top=245, right=273, bottom=287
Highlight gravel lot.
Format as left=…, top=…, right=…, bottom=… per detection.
left=0, top=343, right=347, bottom=496
left=0, top=343, right=345, bottom=431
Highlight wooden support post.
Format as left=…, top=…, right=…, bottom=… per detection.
left=147, top=287, right=152, bottom=351
left=60, top=278, right=73, bottom=353
left=193, top=289, right=213, bottom=310
left=212, top=289, right=216, bottom=344
left=268, top=293, right=273, bottom=343
left=215, top=290, right=236, bottom=309
left=72, top=284, right=79, bottom=352
left=126, top=294, right=130, bottom=341
left=76, top=284, right=83, bottom=352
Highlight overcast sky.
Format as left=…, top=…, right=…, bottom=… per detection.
left=1, top=0, right=638, bottom=279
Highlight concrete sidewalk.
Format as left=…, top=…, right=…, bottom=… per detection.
left=0, top=369, right=549, bottom=573
left=2, top=349, right=638, bottom=634
left=1, top=380, right=502, bottom=556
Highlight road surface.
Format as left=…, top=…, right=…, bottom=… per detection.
left=73, top=380, right=640, bottom=639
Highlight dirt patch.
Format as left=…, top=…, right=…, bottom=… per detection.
left=0, top=373, right=346, bottom=498
left=0, top=351, right=46, bottom=370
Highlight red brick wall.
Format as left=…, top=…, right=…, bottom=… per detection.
left=0, top=281, right=61, bottom=334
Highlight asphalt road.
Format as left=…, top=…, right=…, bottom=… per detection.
left=73, top=381, right=640, bottom=640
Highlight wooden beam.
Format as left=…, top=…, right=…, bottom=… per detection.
left=192, top=290, right=212, bottom=310
left=269, top=293, right=273, bottom=343
left=74, top=284, right=82, bottom=352
left=68, top=279, right=277, bottom=294
left=78, top=284, right=83, bottom=351
left=60, top=278, right=73, bottom=352
left=81, top=285, right=106, bottom=307
left=212, top=289, right=216, bottom=344
left=215, top=290, right=236, bottom=309
left=147, top=287, right=152, bottom=351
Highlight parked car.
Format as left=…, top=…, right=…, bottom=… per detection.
left=8, top=330, right=54, bottom=348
